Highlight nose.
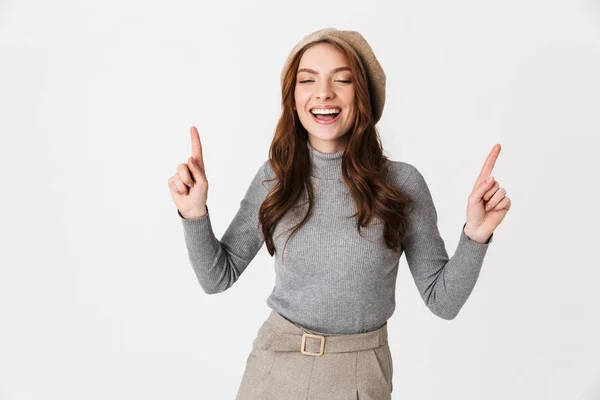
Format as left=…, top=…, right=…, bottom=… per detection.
left=315, top=80, right=334, bottom=101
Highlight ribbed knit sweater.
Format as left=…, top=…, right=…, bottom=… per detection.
left=178, top=141, right=493, bottom=334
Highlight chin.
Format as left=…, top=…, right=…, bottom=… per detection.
left=308, top=131, right=347, bottom=142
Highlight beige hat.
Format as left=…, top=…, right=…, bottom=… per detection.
left=281, top=27, right=386, bottom=124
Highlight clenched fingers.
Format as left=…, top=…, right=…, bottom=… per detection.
left=169, top=174, right=189, bottom=194
left=485, top=187, right=507, bottom=211
left=490, top=196, right=511, bottom=211
left=177, top=163, right=195, bottom=187
left=483, top=180, right=500, bottom=201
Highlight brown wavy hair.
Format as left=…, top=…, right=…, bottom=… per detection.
left=258, top=39, right=411, bottom=260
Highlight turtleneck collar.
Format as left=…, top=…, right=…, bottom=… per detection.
left=306, top=140, right=344, bottom=180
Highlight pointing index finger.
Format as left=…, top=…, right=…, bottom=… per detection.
left=190, top=126, right=204, bottom=168
left=476, top=143, right=501, bottom=186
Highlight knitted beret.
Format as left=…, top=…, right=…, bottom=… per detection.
left=281, top=27, right=386, bottom=124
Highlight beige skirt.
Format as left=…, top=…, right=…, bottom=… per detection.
left=235, top=309, right=393, bottom=400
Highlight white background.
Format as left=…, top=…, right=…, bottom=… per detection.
left=1, top=0, right=599, bottom=399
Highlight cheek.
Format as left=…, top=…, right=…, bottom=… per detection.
left=345, top=89, right=355, bottom=104
left=344, top=99, right=356, bottom=116
left=342, top=90, right=355, bottom=113
left=294, top=92, right=312, bottom=113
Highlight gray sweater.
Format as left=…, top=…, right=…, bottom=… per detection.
left=178, top=141, right=493, bottom=334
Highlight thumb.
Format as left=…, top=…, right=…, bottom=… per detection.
left=471, top=176, right=494, bottom=203
left=187, top=156, right=204, bottom=182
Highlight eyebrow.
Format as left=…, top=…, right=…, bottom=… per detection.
left=296, top=66, right=351, bottom=75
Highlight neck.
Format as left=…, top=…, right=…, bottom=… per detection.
left=307, top=140, right=343, bottom=180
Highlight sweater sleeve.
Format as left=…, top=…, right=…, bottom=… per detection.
left=400, top=164, right=493, bottom=320
left=177, top=160, right=270, bottom=294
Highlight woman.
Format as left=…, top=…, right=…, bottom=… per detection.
left=168, top=27, right=510, bottom=400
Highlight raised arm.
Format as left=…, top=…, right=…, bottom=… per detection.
left=178, top=160, right=271, bottom=294
left=400, top=164, right=493, bottom=320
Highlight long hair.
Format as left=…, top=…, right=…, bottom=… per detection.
left=258, top=39, right=412, bottom=260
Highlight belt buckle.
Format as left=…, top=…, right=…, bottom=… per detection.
left=301, top=333, right=325, bottom=356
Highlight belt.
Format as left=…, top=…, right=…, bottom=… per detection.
left=257, top=324, right=388, bottom=357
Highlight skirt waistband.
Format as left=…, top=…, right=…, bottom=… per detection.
left=253, top=309, right=388, bottom=356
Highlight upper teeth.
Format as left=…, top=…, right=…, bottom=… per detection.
left=311, top=108, right=340, bottom=115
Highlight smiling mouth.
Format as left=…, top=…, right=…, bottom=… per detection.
left=310, top=110, right=342, bottom=124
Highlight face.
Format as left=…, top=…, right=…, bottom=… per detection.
left=294, top=42, right=356, bottom=153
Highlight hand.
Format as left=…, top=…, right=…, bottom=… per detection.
left=464, top=144, right=511, bottom=243
left=168, top=126, right=209, bottom=219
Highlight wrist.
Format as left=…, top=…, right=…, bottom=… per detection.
left=180, top=205, right=208, bottom=220
left=463, top=223, right=491, bottom=244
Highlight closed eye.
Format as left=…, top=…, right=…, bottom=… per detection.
left=298, top=80, right=352, bottom=84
